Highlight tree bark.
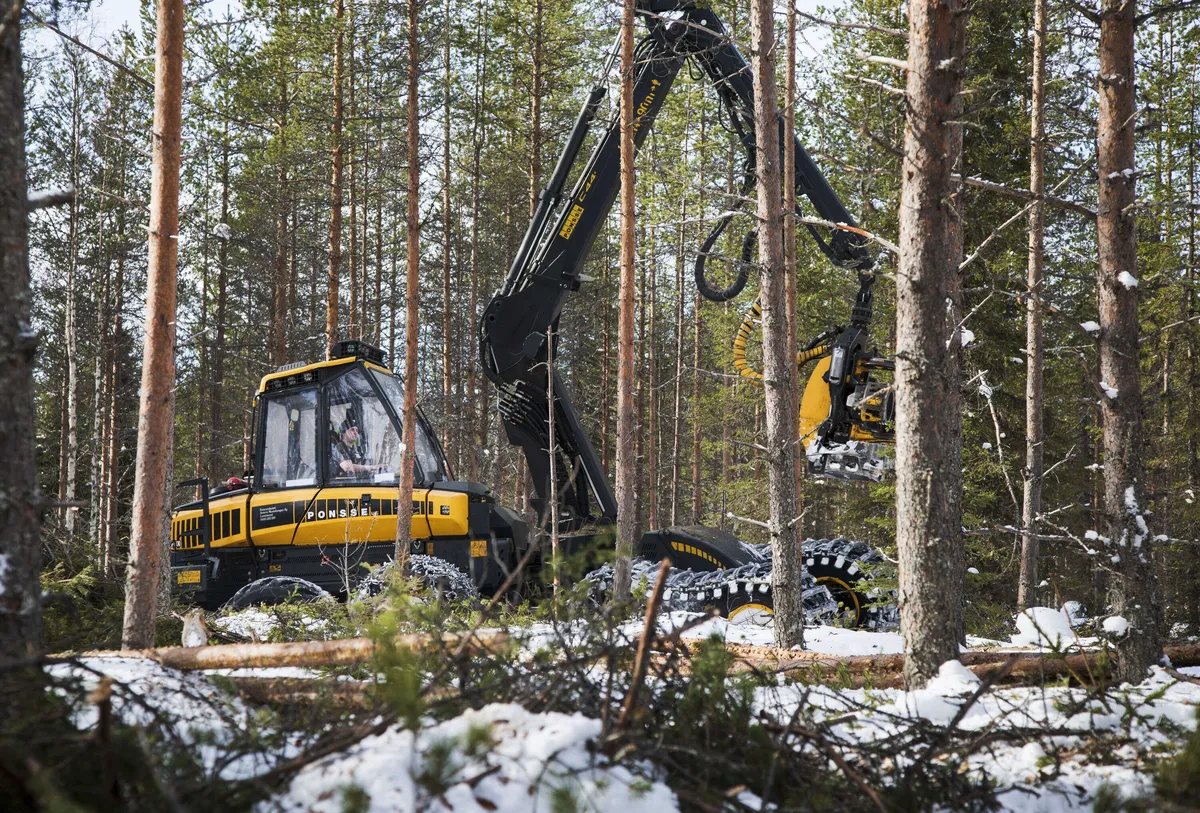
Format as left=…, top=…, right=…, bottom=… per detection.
left=1096, top=0, right=1162, bottom=682
left=327, top=0, right=345, bottom=358
left=783, top=0, right=802, bottom=510
left=122, top=0, right=185, bottom=649
left=466, top=7, right=487, bottom=483
left=347, top=2, right=359, bottom=341
left=1018, top=0, right=1047, bottom=610
left=442, top=0, right=454, bottom=466
left=895, top=0, right=968, bottom=688
left=613, top=0, right=637, bottom=601
left=63, top=60, right=81, bottom=538
left=210, top=131, right=229, bottom=483
left=271, top=76, right=289, bottom=368
left=395, top=0, right=421, bottom=564
left=748, top=0, right=803, bottom=650
left=0, top=0, right=43, bottom=664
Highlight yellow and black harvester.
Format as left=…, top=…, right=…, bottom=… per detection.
left=169, top=339, right=529, bottom=609
left=171, top=0, right=900, bottom=626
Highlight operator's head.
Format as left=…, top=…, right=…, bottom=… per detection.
left=338, top=417, right=361, bottom=445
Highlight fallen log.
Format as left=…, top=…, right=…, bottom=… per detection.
left=707, top=641, right=1200, bottom=689
left=60, top=630, right=510, bottom=671
left=228, top=676, right=375, bottom=709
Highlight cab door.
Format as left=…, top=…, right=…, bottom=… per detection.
left=249, top=385, right=321, bottom=547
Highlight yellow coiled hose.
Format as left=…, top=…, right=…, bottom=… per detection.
left=731, top=297, right=830, bottom=382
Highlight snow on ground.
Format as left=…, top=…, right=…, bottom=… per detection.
left=44, top=610, right=1200, bottom=812
left=47, top=656, right=295, bottom=779
left=756, top=662, right=1200, bottom=812
left=678, top=612, right=907, bottom=654
left=264, top=703, right=678, bottom=813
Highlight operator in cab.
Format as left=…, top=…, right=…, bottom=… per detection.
left=331, top=417, right=382, bottom=478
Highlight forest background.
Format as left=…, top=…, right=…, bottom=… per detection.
left=23, top=0, right=1200, bottom=644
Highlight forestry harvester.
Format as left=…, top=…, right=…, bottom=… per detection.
left=169, top=0, right=898, bottom=627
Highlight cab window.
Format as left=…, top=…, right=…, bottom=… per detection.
left=327, top=369, right=403, bottom=485
left=259, top=388, right=318, bottom=489
left=370, top=369, right=448, bottom=484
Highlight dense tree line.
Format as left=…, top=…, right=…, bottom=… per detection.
left=6, top=0, right=1200, bottom=658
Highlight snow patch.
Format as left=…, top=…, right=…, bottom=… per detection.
left=967, top=567, right=980, bottom=575
left=1118, top=271, right=1139, bottom=289
left=1100, top=380, right=1119, bottom=399
left=268, top=703, right=678, bottom=813
left=1103, top=616, right=1130, bottom=637
left=1011, top=606, right=1076, bottom=648
left=925, top=660, right=983, bottom=695
left=0, top=553, right=8, bottom=595
left=214, top=222, right=233, bottom=240
left=1080, top=320, right=1101, bottom=334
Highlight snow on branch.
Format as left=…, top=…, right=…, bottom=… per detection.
left=27, top=186, right=76, bottom=210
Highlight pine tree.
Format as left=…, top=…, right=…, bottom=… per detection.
left=123, top=0, right=185, bottom=649
left=895, top=0, right=968, bottom=688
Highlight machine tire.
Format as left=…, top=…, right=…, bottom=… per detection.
left=408, top=555, right=478, bottom=601
left=802, top=538, right=896, bottom=629
left=225, top=577, right=333, bottom=611
left=357, top=555, right=478, bottom=602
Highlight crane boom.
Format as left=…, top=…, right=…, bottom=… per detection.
left=479, top=1, right=882, bottom=533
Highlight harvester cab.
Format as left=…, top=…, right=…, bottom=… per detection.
left=169, top=340, right=529, bottom=609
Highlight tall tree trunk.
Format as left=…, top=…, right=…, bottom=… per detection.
left=272, top=75, right=289, bottom=368
left=749, top=0, right=803, bottom=650
left=327, top=0, right=345, bottom=358
left=895, top=0, right=968, bottom=688
left=122, top=0, right=184, bottom=649
left=647, top=241, right=658, bottom=531
left=210, top=132, right=229, bottom=484
left=612, top=0, right=637, bottom=600
left=692, top=105, right=705, bottom=524
left=396, top=0, right=421, bottom=562
left=0, top=0, right=43, bottom=665
left=783, top=0, right=802, bottom=510
left=347, top=3, right=359, bottom=341
left=1096, top=0, right=1162, bottom=681
left=1018, top=0, right=1048, bottom=610
left=442, top=0, right=454, bottom=464
left=528, top=0, right=543, bottom=219
left=671, top=193, right=685, bottom=525
left=692, top=287, right=702, bottom=523
left=63, top=62, right=81, bottom=538
left=466, top=7, right=486, bottom=483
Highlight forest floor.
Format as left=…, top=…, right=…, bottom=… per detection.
left=47, top=605, right=1200, bottom=813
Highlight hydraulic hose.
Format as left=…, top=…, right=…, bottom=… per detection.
left=731, top=296, right=831, bottom=382
left=695, top=216, right=757, bottom=303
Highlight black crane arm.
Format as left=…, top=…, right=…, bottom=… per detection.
left=479, top=1, right=874, bottom=531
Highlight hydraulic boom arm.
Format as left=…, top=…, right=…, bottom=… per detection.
left=479, top=1, right=881, bottom=532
